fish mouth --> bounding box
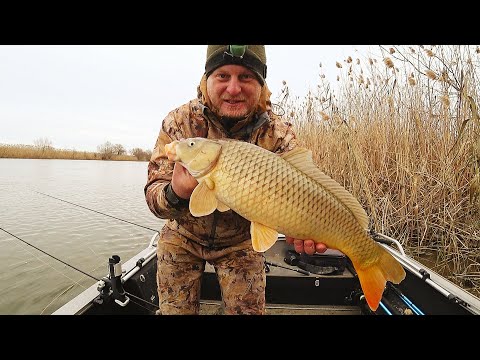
[164,142,179,161]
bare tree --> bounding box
[131,147,152,161]
[112,144,126,155]
[97,141,115,160]
[33,137,53,152]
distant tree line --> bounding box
[97,141,152,161]
[3,137,154,161]
[96,141,126,160]
[130,147,152,161]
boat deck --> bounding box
[199,301,361,315]
[201,239,361,311]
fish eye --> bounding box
[188,141,195,147]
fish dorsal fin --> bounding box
[281,147,369,229]
[251,222,278,252]
[189,180,217,217]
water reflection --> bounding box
[0,158,164,314]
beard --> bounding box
[215,103,250,119]
[210,104,253,130]
[219,116,245,131]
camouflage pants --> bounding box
[156,227,266,315]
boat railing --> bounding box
[121,231,159,283]
[375,232,480,315]
[374,232,406,256]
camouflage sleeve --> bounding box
[270,113,298,155]
[144,111,190,220]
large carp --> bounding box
[164,137,406,311]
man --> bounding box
[145,45,326,315]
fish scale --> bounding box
[214,141,388,263]
[213,140,357,248]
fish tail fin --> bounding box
[355,249,406,311]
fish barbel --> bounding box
[164,137,406,311]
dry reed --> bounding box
[0,144,139,161]
[276,45,480,297]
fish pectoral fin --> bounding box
[189,181,217,217]
[204,177,215,190]
[216,201,230,212]
[251,222,278,252]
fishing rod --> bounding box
[32,191,163,311]
[265,261,310,275]
[0,227,100,281]
[387,283,424,315]
[1,227,160,312]
[34,191,159,233]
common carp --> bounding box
[164,137,406,311]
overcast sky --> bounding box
[0,45,381,152]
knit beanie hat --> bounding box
[205,45,267,86]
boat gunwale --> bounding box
[52,232,480,315]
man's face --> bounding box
[206,64,262,119]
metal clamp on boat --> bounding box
[108,255,130,306]
[94,255,130,307]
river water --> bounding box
[0,158,165,314]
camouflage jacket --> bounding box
[144,98,297,248]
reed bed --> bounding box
[0,144,137,161]
[278,45,480,297]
